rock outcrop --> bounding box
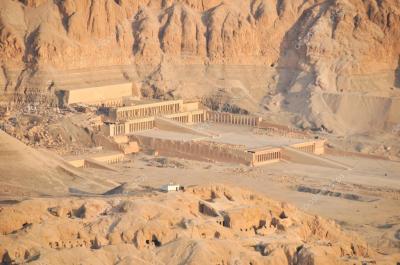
[1,184,398,265]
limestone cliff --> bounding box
[0,0,399,132]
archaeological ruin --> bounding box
[57,83,332,168]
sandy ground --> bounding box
[80,152,400,255]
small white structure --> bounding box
[161,183,181,192]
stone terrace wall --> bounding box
[62,83,133,105]
[135,135,254,165]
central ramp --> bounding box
[155,117,216,137]
[282,146,350,170]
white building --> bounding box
[161,183,181,192]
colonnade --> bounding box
[293,143,315,153]
[101,155,124,164]
[114,101,182,121]
[113,124,125,136]
[110,119,155,136]
[127,120,155,133]
[192,113,205,123]
[207,111,260,127]
[254,151,281,164]
[166,111,206,124]
[88,154,125,165]
[172,115,189,123]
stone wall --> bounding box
[61,83,133,105]
[135,135,254,165]
[67,152,125,168]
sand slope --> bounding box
[0,130,113,197]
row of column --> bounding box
[192,113,205,123]
[209,113,257,126]
[256,151,281,163]
[296,144,315,153]
[128,120,155,133]
[118,103,181,120]
[174,115,189,123]
[114,124,125,135]
[105,156,124,164]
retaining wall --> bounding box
[62,83,132,105]
[136,135,254,165]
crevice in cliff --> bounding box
[220,12,232,58]
[23,26,40,68]
[53,0,71,32]
[1,65,10,92]
[276,0,285,17]
[131,9,144,55]
[158,6,175,52]
[395,55,400,88]
[202,3,223,58]
[87,0,96,33]
[250,0,265,20]
[180,9,185,53]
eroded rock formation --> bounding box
[1,184,397,265]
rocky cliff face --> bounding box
[0,0,400,131]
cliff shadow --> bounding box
[395,55,400,88]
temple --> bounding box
[58,84,332,168]
[96,98,327,167]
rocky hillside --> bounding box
[1,184,398,264]
[0,0,399,132]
